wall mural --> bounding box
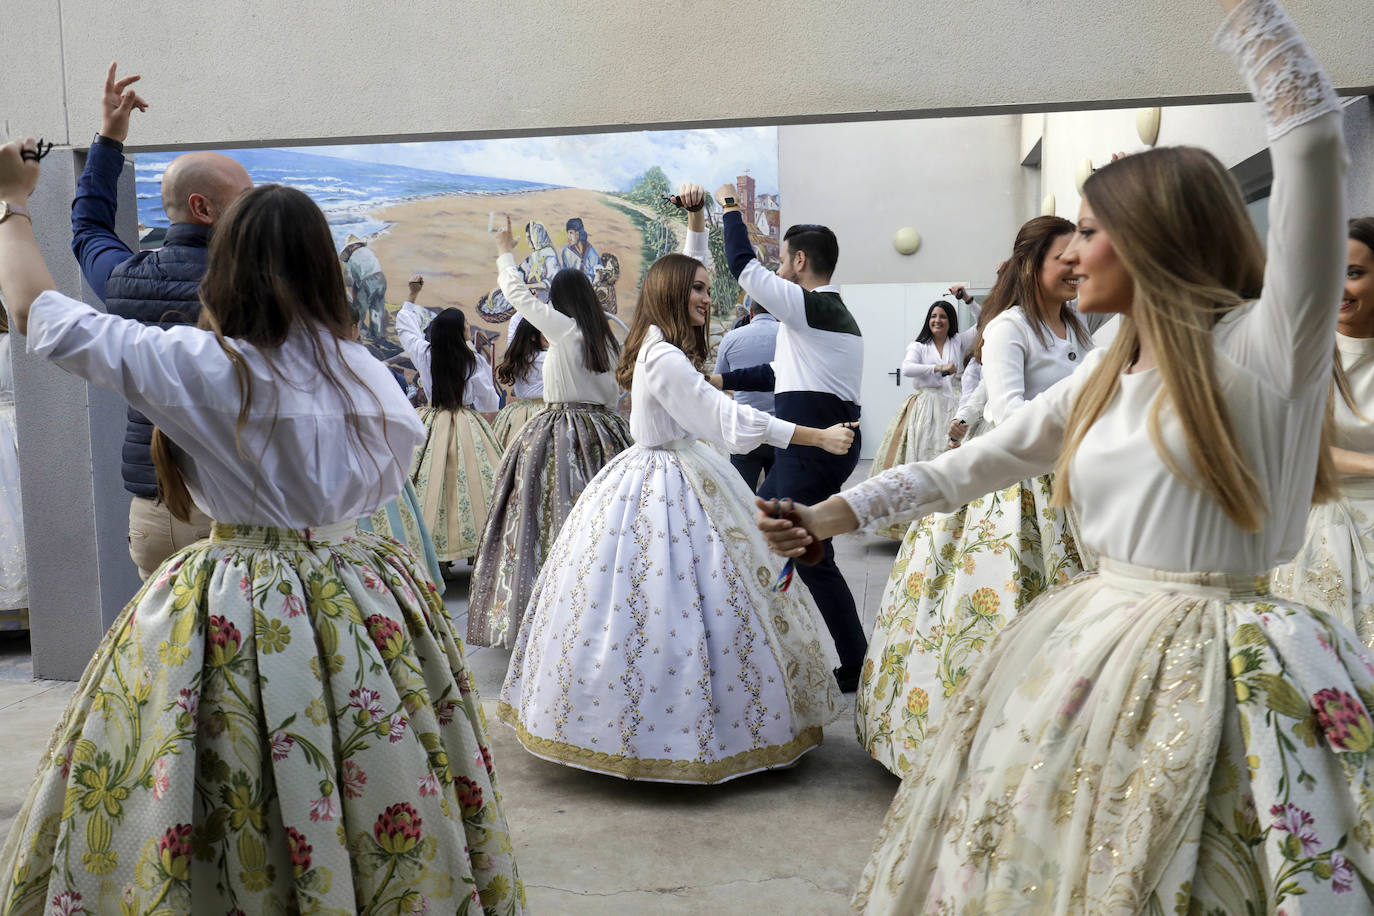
[136,129,781,404]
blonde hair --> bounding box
[1051,146,1338,531]
[615,253,708,391]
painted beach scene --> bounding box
[135,128,781,404]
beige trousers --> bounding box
[127,496,213,581]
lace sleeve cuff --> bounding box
[1214,0,1340,142]
[837,463,942,535]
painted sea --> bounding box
[135,147,556,248]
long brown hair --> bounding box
[968,216,1084,363]
[549,268,619,374]
[497,317,545,388]
[153,184,386,521]
[615,253,708,391]
[1051,146,1337,531]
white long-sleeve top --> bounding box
[980,306,1096,425]
[631,325,795,452]
[840,0,1346,575]
[1336,333,1374,457]
[955,361,987,426]
[26,291,425,527]
[512,350,546,400]
[901,312,980,396]
[394,302,500,412]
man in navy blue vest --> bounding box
[711,183,867,692]
[70,63,253,579]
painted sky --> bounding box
[310,127,779,196]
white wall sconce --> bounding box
[893,227,921,255]
[1041,194,1056,217]
[1075,157,1094,192]
[1136,107,1162,147]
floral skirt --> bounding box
[868,388,958,539]
[410,407,502,563]
[467,403,632,649]
[357,479,445,595]
[856,558,1374,914]
[499,440,841,784]
[0,402,26,617]
[1272,481,1374,648]
[856,473,1089,775]
[492,399,545,452]
[0,522,524,916]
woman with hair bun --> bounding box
[761,0,1367,908]
[499,199,854,783]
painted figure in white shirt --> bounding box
[467,211,634,650]
[0,178,524,912]
[853,215,1096,774]
[868,293,982,538]
[1273,217,1374,642]
[396,278,503,565]
[763,3,1368,908]
[492,316,548,448]
[499,216,855,783]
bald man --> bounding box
[70,63,253,579]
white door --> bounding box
[843,283,957,460]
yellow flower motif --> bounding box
[904,572,926,601]
[81,848,118,875]
[905,687,930,718]
[156,640,190,667]
[483,874,512,905]
[962,556,976,574]
[256,615,292,654]
[305,698,329,726]
[969,588,1000,618]
[225,779,266,832]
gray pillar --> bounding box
[12,147,143,680]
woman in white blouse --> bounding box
[765,1,1368,909]
[867,292,981,533]
[499,234,856,783]
[465,210,638,649]
[853,215,1095,775]
[1273,216,1374,644]
[0,179,524,911]
[396,277,503,566]
[491,316,547,448]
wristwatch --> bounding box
[92,133,125,153]
[0,200,31,225]
[722,196,737,208]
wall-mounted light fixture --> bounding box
[1075,157,1094,192]
[893,227,921,255]
[1041,194,1056,217]
[1136,107,1162,147]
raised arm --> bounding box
[70,63,148,301]
[1214,0,1346,392]
[394,299,432,394]
[672,182,711,263]
[0,140,51,333]
[712,185,808,327]
[495,220,577,341]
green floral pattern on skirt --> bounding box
[857,473,1087,775]
[856,560,1374,913]
[0,522,524,916]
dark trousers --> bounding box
[758,392,867,671]
[730,444,775,492]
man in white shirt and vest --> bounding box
[711,184,866,692]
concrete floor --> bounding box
[0,465,906,914]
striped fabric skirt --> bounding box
[410,407,502,563]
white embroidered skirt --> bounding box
[1271,479,1374,647]
[499,440,841,784]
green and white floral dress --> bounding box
[848,7,1369,909]
[2,291,524,915]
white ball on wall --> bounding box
[893,227,922,256]
[1041,194,1056,216]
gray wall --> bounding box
[12,151,143,679]
[778,116,1030,289]
[4,1,1372,150]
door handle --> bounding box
[887,368,902,387]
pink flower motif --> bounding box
[239,575,252,597]
[175,687,199,719]
[417,771,441,796]
[436,700,457,726]
[387,713,408,744]
[1312,688,1374,753]
[348,687,385,723]
[308,794,340,822]
[1331,851,1354,894]
[58,739,77,780]
[49,890,85,915]
[407,895,430,916]
[270,731,294,762]
[283,593,306,618]
[1270,803,1321,857]
[152,757,170,801]
[341,760,368,799]
[362,570,382,591]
